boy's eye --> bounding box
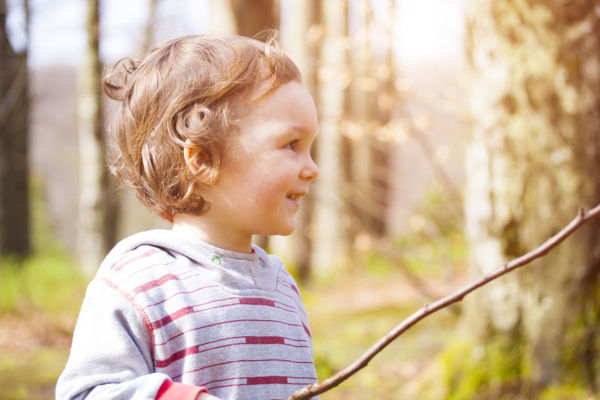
[285,140,299,151]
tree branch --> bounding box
[288,204,600,400]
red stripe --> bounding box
[156,345,201,368]
[152,307,195,329]
[120,261,176,284]
[156,336,308,368]
[112,249,158,271]
[247,376,288,385]
[155,319,303,346]
[275,289,306,316]
[152,297,297,329]
[201,375,315,390]
[239,297,275,307]
[245,336,285,345]
[130,270,204,296]
[302,321,311,338]
[174,358,314,380]
[133,274,181,295]
[288,283,300,296]
[145,285,220,308]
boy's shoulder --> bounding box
[95,230,189,294]
[98,230,176,272]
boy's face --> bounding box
[204,81,319,246]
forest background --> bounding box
[1,0,599,399]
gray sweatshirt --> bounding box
[56,229,318,400]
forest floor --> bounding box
[0,266,466,400]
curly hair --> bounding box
[102,33,302,221]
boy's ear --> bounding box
[183,139,204,176]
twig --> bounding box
[287,204,600,400]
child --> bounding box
[56,33,320,400]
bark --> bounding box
[78,0,111,274]
[463,0,600,391]
[0,0,30,257]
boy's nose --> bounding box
[301,156,319,181]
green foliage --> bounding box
[539,385,592,400]
[437,336,526,400]
[0,175,88,315]
[391,188,466,276]
[364,250,395,276]
[0,348,68,400]
[0,250,87,314]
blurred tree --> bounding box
[229,0,279,37]
[344,0,374,241]
[276,0,320,283]
[463,0,600,395]
[0,0,30,257]
[312,0,348,270]
[368,0,394,237]
[141,0,159,52]
[78,0,112,274]
[342,0,395,256]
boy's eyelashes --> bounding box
[284,140,300,151]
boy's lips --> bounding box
[286,191,307,202]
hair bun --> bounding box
[102,57,139,101]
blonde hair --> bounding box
[102,33,302,221]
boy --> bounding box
[56,34,320,400]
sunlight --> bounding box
[395,0,464,63]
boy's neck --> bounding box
[171,213,254,254]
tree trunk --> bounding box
[463,0,600,393]
[344,0,373,243]
[78,0,110,274]
[141,0,159,52]
[369,0,394,237]
[229,0,279,37]
[311,0,348,271]
[0,0,30,257]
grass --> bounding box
[0,247,88,400]
[303,270,460,400]
[0,251,87,314]
[0,176,89,400]
[0,348,69,400]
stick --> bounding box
[287,204,600,400]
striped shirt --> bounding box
[56,230,318,400]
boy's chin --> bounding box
[262,224,296,237]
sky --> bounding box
[5,0,464,67]
[6,0,211,66]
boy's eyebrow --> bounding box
[286,124,317,135]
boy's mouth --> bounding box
[286,192,306,201]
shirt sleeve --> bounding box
[55,278,206,400]
[156,380,207,400]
